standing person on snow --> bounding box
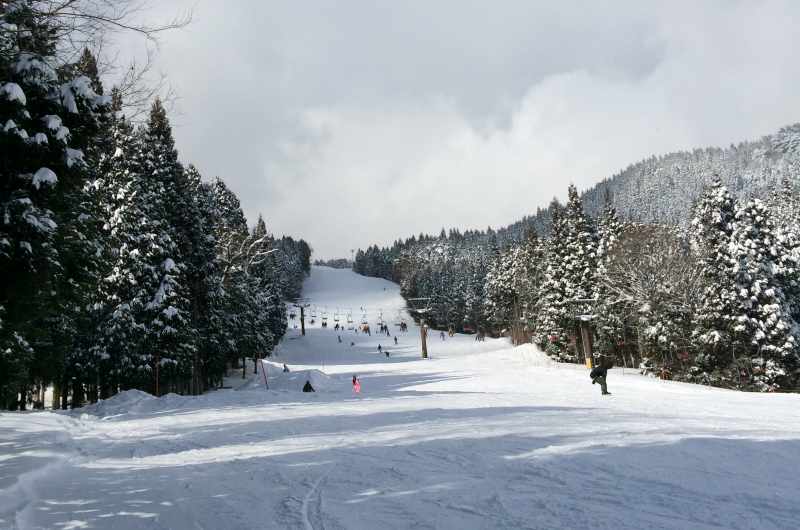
[394,336,398,345]
[590,358,613,395]
[377,344,382,354]
[352,375,361,394]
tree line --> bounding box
[0,3,310,410]
[354,180,800,392]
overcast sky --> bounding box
[118,1,800,259]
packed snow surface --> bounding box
[2,266,800,529]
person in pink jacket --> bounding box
[352,375,361,394]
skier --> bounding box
[440,330,445,341]
[352,375,361,394]
[338,335,342,343]
[385,349,390,358]
[590,358,613,395]
[303,380,315,392]
[283,363,290,373]
[394,336,398,345]
[377,344,382,354]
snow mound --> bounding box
[514,343,554,366]
[78,389,156,417]
[263,361,339,392]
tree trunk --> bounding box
[52,383,61,410]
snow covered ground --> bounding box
[2,266,800,529]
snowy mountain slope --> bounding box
[501,123,800,241]
[1,266,800,529]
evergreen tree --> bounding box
[729,199,798,390]
[691,176,740,372]
[594,200,625,355]
[0,4,108,408]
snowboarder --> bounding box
[394,336,398,345]
[283,363,290,373]
[590,359,613,395]
[352,375,361,394]
[303,380,315,392]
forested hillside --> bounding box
[0,2,310,410]
[504,123,800,239]
[353,125,800,392]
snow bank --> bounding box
[514,343,554,366]
[78,389,156,417]
[77,389,199,418]
[263,361,340,392]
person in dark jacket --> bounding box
[590,359,613,395]
[303,380,315,392]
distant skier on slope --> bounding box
[283,363,290,373]
[590,358,613,395]
[303,380,315,392]
[352,375,361,394]
[377,344,382,354]
[394,336,398,345]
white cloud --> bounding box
[115,0,800,258]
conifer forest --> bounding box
[0,2,310,410]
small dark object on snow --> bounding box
[385,350,390,358]
[378,344,382,353]
[283,363,290,372]
[302,380,315,392]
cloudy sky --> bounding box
[119,1,800,259]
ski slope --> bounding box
[2,266,800,529]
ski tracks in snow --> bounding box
[301,464,336,530]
